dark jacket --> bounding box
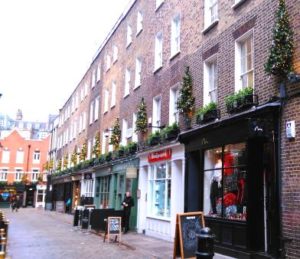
[122,196,134,211]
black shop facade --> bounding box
[179,103,281,259]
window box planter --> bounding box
[127,142,137,154]
[197,109,220,124]
[147,131,161,146]
[162,123,180,141]
[225,87,258,114]
[196,102,220,125]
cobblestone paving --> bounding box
[4,208,173,259]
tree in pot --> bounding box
[177,66,195,129]
[135,97,148,143]
[110,118,122,150]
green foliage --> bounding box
[225,87,253,107]
[92,131,101,157]
[56,159,62,171]
[147,131,161,145]
[63,154,68,169]
[196,102,217,116]
[71,148,78,166]
[110,118,121,149]
[264,0,294,79]
[177,66,195,116]
[80,141,87,161]
[135,97,148,134]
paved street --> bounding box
[4,208,173,259]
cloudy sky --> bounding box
[0,0,131,122]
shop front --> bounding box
[137,143,185,241]
[94,157,139,231]
[179,103,281,258]
[35,184,46,208]
[52,175,72,213]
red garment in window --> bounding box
[237,178,245,204]
[223,192,237,207]
[224,153,234,176]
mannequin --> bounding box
[210,157,222,214]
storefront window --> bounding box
[99,176,110,209]
[148,162,171,218]
[203,143,247,221]
[37,190,44,202]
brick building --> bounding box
[49,0,300,258]
[0,112,50,208]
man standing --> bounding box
[122,191,134,233]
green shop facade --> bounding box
[93,157,139,230]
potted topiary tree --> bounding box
[110,118,122,150]
[196,102,220,124]
[135,98,148,143]
[177,66,195,129]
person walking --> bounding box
[15,196,21,212]
[10,196,16,212]
[122,191,134,234]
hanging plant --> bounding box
[110,118,122,149]
[177,66,195,128]
[264,0,294,79]
[80,141,87,161]
[92,131,101,157]
[56,159,62,171]
[135,97,148,134]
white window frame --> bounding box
[89,101,94,125]
[121,119,128,146]
[169,86,179,125]
[15,168,23,182]
[33,151,40,164]
[96,63,101,82]
[204,0,218,29]
[132,113,138,142]
[136,11,143,35]
[32,169,39,182]
[171,14,181,57]
[235,31,254,92]
[203,56,218,106]
[147,162,172,219]
[135,58,142,88]
[1,150,9,163]
[154,32,163,71]
[124,69,130,97]
[92,69,96,88]
[94,96,100,121]
[156,0,164,9]
[152,96,162,133]
[87,139,92,159]
[106,55,111,71]
[127,25,132,47]
[101,132,107,154]
[104,89,109,113]
[16,150,24,164]
[111,81,116,108]
[0,168,8,181]
[113,45,118,63]
[84,82,89,97]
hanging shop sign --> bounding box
[126,167,137,179]
[148,148,172,163]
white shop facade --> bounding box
[136,142,185,241]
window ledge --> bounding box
[103,111,108,115]
[134,84,141,91]
[136,29,143,37]
[110,104,116,110]
[153,65,163,74]
[123,93,130,99]
[106,67,111,73]
[232,0,248,10]
[170,51,180,61]
[155,1,164,12]
[146,215,171,222]
[113,59,118,64]
[126,42,132,49]
[202,19,219,35]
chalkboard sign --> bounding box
[173,212,205,259]
[104,217,122,243]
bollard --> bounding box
[195,227,215,259]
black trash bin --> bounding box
[195,227,215,259]
[73,209,80,227]
[81,209,90,229]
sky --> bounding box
[0,0,131,122]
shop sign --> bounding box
[126,167,137,178]
[148,149,172,163]
[72,175,82,181]
[84,173,92,180]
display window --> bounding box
[203,143,247,221]
[98,176,110,209]
[148,162,171,218]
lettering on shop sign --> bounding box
[148,149,172,163]
[173,212,205,259]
